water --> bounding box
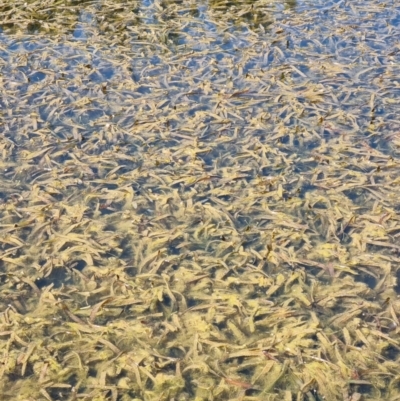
[0,0,400,400]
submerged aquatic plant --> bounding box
[0,0,400,399]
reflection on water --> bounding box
[0,0,400,400]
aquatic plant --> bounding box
[0,0,400,399]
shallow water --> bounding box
[1,0,400,400]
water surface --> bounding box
[0,0,400,399]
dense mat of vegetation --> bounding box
[1,0,400,399]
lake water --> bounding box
[1,0,400,400]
